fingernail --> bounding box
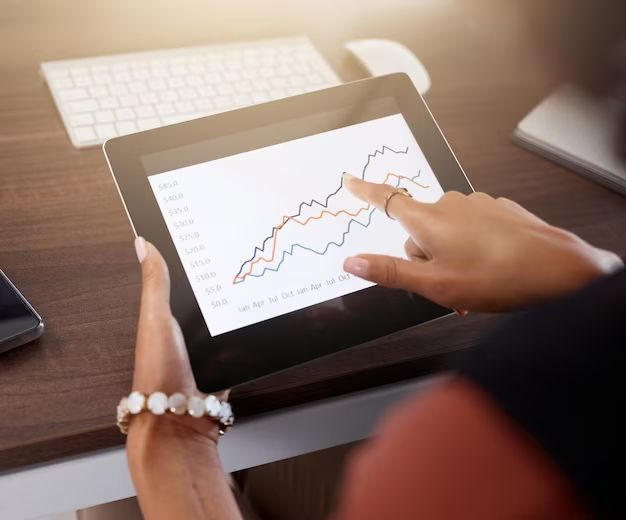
[344,256,370,276]
[342,172,357,180]
[134,236,148,263]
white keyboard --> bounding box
[41,36,340,148]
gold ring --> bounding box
[383,187,413,219]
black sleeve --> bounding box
[459,268,626,519]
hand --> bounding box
[342,174,623,312]
[126,237,241,520]
[129,237,227,443]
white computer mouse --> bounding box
[345,39,431,95]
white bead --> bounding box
[187,396,205,417]
[116,397,128,422]
[127,391,145,414]
[205,395,221,418]
[219,402,233,423]
[147,392,168,415]
[168,393,187,415]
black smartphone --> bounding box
[0,269,44,354]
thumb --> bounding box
[135,237,171,319]
[343,254,436,295]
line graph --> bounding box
[148,113,445,336]
[231,145,410,280]
[233,171,429,283]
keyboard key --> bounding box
[95,110,115,123]
[48,68,69,78]
[67,99,98,113]
[167,77,185,89]
[137,118,161,130]
[178,88,197,101]
[197,85,215,97]
[271,77,289,88]
[89,85,109,98]
[254,79,270,90]
[307,73,323,85]
[98,97,119,109]
[150,79,167,91]
[136,105,156,117]
[175,100,194,113]
[251,92,270,103]
[204,72,222,84]
[93,73,113,85]
[74,76,92,87]
[188,66,204,76]
[235,81,252,93]
[110,84,129,96]
[132,69,150,81]
[293,63,310,75]
[58,88,88,101]
[115,108,136,121]
[53,77,74,89]
[156,103,175,116]
[73,126,96,144]
[260,67,275,78]
[205,61,223,73]
[194,98,214,111]
[216,84,235,95]
[69,113,94,126]
[213,96,233,108]
[116,121,138,135]
[129,81,148,94]
[139,92,159,104]
[242,69,259,80]
[226,58,243,70]
[269,88,286,98]
[223,70,240,82]
[170,65,187,76]
[151,67,168,78]
[95,124,117,139]
[120,95,139,107]
[70,67,89,76]
[159,90,179,102]
[234,94,252,105]
[113,70,132,82]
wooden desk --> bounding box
[1,0,625,471]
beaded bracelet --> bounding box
[117,391,234,435]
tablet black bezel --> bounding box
[104,73,473,392]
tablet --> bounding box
[104,73,473,392]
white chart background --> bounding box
[149,114,444,335]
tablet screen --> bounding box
[147,113,444,336]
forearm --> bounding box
[127,414,242,520]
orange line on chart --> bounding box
[232,173,429,283]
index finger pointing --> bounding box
[342,172,432,224]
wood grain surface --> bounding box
[1,0,625,471]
